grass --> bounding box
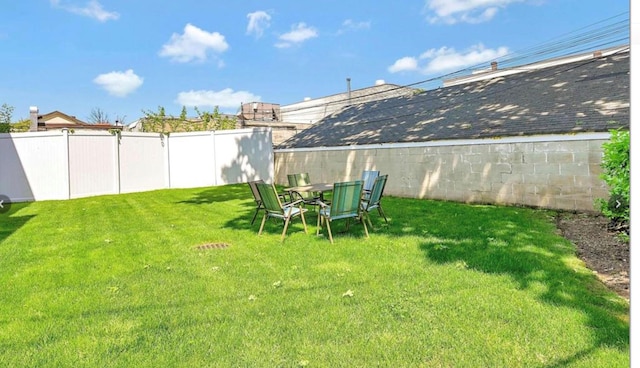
[0,184,629,367]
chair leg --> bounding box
[362,216,369,238]
[258,213,268,235]
[299,211,308,234]
[364,211,373,228]
[378,206,388,223]
[317,213,321,236]
[281,216,292,242]
[251,207,260,225]
[326,220,334,244]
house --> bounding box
[277,46,629,149]
[273,46,630,212]
[29,107,122,132]
[279,81,417,125]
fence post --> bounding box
[211,130,218,186]
[162,133,171,188]
[62,128,71,200]
[114,131,121,194]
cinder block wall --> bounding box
[274,133,609,212]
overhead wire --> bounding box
[278,11,629,116]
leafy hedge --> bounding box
[596,129,630,227]
[0,119,31,133]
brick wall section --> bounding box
[274,133,609,212]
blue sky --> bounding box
[0,0,630,124]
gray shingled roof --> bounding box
[277,50,629,149]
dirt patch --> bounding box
[556,212,629,300]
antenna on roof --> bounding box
[346,77,352,105]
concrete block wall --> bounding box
[274,133,610,212]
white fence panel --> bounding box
[214,128,273,184]
[119,133,166,193]
[0,128,273,203]
[0,132,69,202]
[168,132,216,188]
[68,131,119,198]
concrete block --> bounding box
[489,144,512,153]
[560,163,589,176]
[501,172,524,184]
[554,197,578,211]
[522,173,549,185]
[470,144,491,154]
[547,152,574,164]
[534,163,559,175]
[524,152,547,164]
[512,142,534,153]
[548,175,574,187]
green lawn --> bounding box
[0,184,629,367]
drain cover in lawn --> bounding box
[195,243,230,250]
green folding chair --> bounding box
[256,182,308,242]
[361,174,389,226]
[287,172,320,210]
[361,170,380,197]
[316,180,368,244]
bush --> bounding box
[596,129,630,228]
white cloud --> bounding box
[275,23,318,48]
[420,44,510,74]
[388,44,509,75]
[176,89,261,110]
[50,0,119,22]
[93,69,143,97]
[387,57,419,73]
[247,11,271,38]
[338,19,371,34]
[424,0,523,24]
[159,24,229,63]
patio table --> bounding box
[284,182,333,203]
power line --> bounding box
[279,12,629,116]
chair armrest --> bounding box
[283,199,305,208]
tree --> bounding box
[0,103,15,133]
[88,107,110,124]
[0,103,14,124]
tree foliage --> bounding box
[140,106,237,133]
[596,128,630,231]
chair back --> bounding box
[256,182,283,214]
[330,180,364,219]
[287,174,298,187]
[361,170,380,192]
[248,180,265,204]
[288,172,312,186]
[366,175,388,209]
[288,173,316,200]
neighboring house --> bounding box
[278,46,629,149]
[273,46,629,212]
[279,82,417,125]
[29,108,121,132]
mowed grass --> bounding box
[0,184,629,367]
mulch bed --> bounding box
[556,212,629,300]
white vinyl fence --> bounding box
[0,128,273,202]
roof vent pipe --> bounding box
[346,77,351,105]
[491,61,498,71]
[593,50,603,59]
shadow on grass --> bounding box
[176,185,629,364]
[0,202,35,245]
[176,184,251,205]
[383,196,628,366]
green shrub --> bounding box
[596,129,630,226]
